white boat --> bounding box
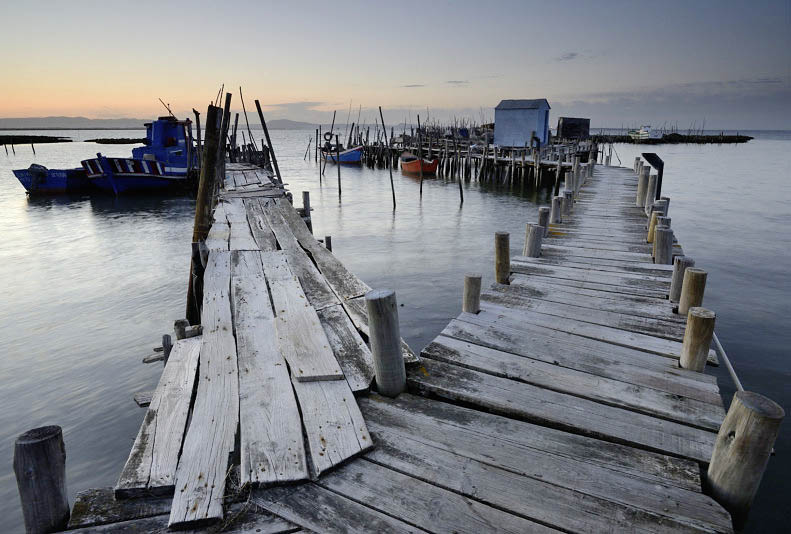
[628,126,662,141]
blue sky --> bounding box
[1,0,789,128]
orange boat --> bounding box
[400,152,439,174]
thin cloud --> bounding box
[446,80,469,86]
[401,84,426,88]
[556,52,579,62]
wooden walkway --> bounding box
[66,163,733,533]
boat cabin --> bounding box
[132,116,196,171]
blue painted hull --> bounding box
[90,175,185,194]
[323,146,363,164]
[82,155,189,195]
[13,167,92,195]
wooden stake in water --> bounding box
[378,106,396,209]
[336,134,341,196]
[254,100,282,184]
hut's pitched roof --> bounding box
[495,99,550,110]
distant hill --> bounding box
[0,116,149,130]
[0,116,318,130]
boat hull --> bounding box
[323,146,363,164]
[82,156,188,194]
[400,157,439,174]
[13,166,92,194]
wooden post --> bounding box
[174,319,189,340]
[563,171,573,193]
[654,226,674,265]
[670,256,695,302]
[335,134,341,196]
[678,268,707,315]
[378,106,396,209]
[647,211,660,243]
[365,289,405,397]
[324,235,332,252]
[538,207,550,237]
[636,167,649,207]
[679,307,715,372]
[495,232,510,284]
[523,224,544,258]
[645,173,658,215]
[550,196,563,224]
[315,128,319,163]
[562,190,573,216]
[462,273,482,313]
[634,157,641,172]
[162,334,173,364]
[191,105,221,243]
[254,100,283,184]
[707,391,784,530]
[14,426,69,533]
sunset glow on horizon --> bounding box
[1,0,789,128]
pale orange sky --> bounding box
[1,0,789,128]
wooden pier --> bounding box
[16,125,783,533]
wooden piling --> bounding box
[324,235,332,252]
[336,134,341,196]
[462,273,482,314]
[550,196,563,224]
[647,211,660,243]
[678,268,707,315]
[174,319,189,340]
[538,207,551,237]
[636,167,649,207]
[654,226,674,265]
[523,224,544,258]
[644,174,658,215]
[14,426,69,534]
[562,190,573,216]
[670,256,695,302]
[494,232,510,284]
[365,289,406,397]
[679,307,716,372]
[707,391,784,529]
[254,100,282,184]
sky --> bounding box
[0,0,789,129]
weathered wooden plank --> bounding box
[205,220,230,252]
[504,277,684,323]
[68,500,300,533]
[511,259,671,287]
[259,251,344,381]
[367,427,729,534]
[243,198,278,251]
[231,250,308,486]
[540,243,653,263]
[132,391,152,407]
[68,488,171,529]
[515,253,674,277]
[408,359,718,462]
[342,296,419,364]
[115,337,201,498]
[360,394,703,492]
[316,304,375,393]
[480,287,686,341]
[260,203,339,311]
[273,199,371,300]
[291,377,372,477]
[317,459,560,533]
[478,302,718,364]
[253,483,422,533]
[511,271,668,298]
[424,335,724,430]
[221,199,260,251]
[169,251,239,528]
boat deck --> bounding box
[66,163,733,533]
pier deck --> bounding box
[66,163,733,533]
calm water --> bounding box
[1,129,788,533]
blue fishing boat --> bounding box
[13,164,93,195]
[322,144,363,164]
[81,116,197,194]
